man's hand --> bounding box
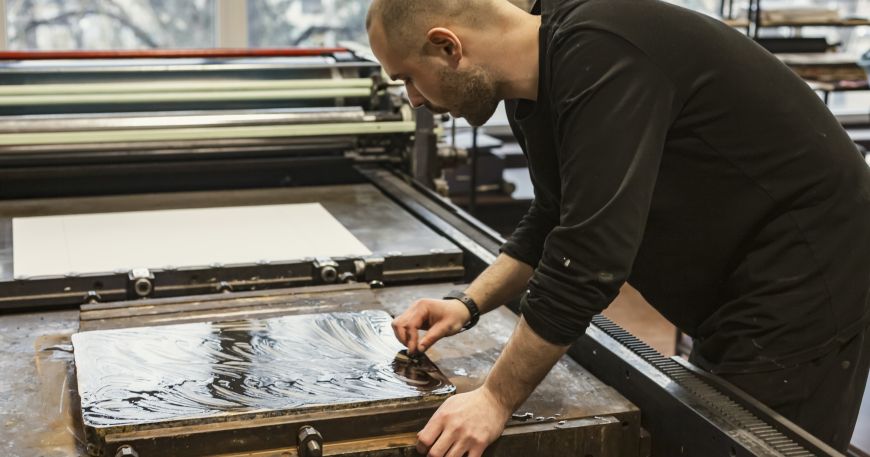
[392,298,470,354]
[391,253,535,354]
[415,386,511,457]
[415,317,570,456]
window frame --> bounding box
[0,0,6,50]
[0,0,249,50]
[216,0,248,48]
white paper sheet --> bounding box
[13,203,372,278]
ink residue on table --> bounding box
[72,310,455,428]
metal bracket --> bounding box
[363,257,385,282]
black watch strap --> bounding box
[443,289,481,331]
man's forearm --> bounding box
[482,316,570,412]
[464,253,534,314]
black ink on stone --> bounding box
[72,310,455,429]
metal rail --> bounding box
[0,57,379,74]
[0,47,349,60]
[0,78,373,96]
[588,315,841,456]
[0,107,369,133]
[0,87,372,107]
[0,121,416,146]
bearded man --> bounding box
[366,0,870,455]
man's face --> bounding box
[368,24,500,127]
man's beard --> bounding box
[429,64,499,127]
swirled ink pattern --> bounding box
[72,310,455,428]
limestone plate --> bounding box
[71,309,455,455]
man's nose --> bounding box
[405,83,426,109]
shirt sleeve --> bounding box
[500,116,560,268]
[521,29,682,345]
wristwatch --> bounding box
[443,289,481,331]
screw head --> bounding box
[133,278,152,297]
[320,266,338,283]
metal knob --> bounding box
[128,268,154,298]
[320,265,338,283]
[133,277,153,297]
[297,425,323,457]
[314,257,339,284]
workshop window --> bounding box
[5,0,217,50]
[247,0,369,47]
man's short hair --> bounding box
[366,0,491,54]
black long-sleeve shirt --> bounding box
[502,0,870,373]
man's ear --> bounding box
[425,27,462,65]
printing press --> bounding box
[0,48,847,457]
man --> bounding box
[366,0,870,455]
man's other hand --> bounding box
[392,298,470,354]
[415,387,510,457]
